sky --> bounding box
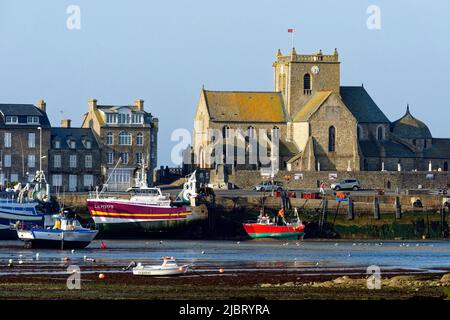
[0,0,449,166]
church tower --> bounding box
[273,48,341,118]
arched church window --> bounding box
[377,126,384,141]
[222,126,230,139]
[303,73,311,94]
[357,125,364,140]
[328,126,336,152]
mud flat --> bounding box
[0,269,449,300]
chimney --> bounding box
[88,98,97,112]
[37,99,46,112]
[61,119,71,128]
[135,99,144,111]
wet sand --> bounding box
[1,240,450,299]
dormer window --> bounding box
[27,116,39,124]
[85,140,92,149]
[67,140,76,149]
[55,140,61,149]
[106,113,117,124]
[5,116,18,124]
[132,113,143,124]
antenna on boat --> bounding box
[99,158,122,196]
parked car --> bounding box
[254,181,283,192]
[330,179,361,191]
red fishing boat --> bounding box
[242,208,305,240]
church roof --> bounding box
[424,138,450,159]
[391,106,432,139]
[340,86,390,123]
[203,90,286,123]
[292,91,332,122]
[359,140,416,158]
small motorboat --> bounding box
[132,257,189,276]
[17,212,98,249]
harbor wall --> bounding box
[226,170,450,190]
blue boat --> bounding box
[0,183,49,239]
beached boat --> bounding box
[242,208,305,240]
[86,167,208,235]
[17,213,98,249]
[132,257,189,276]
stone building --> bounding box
[81,99,158,190]
[0,100,51,186]
[190,47,450,173]
[48,119,101,192]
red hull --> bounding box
[242,223,305,239]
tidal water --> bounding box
[0,240,449,276]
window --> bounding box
[84,175,94,187]
[28,133,36,148]
[412,139,417,146]
[69,175,77,192]
[328,126,336,152]
[4,155,11,167]
[377,126,384,141]
[69,155,77,168]
[54,155,61,168]
[106,132,113,145]
[303,73,311,94]
[4,132,11,148]
[444,161,448,172]
[85,155,92,168]
[132,113,143,124]
[85,140,92,149]
[54,140,61,149]
[118,131,131,145]
[222,126,230,139]
[107,152,114,165]
[424,140,428,149]
[120,153,129,164]
[52,174,62,187]
[28,155,35,168]
[118,113,131,124]
[273,126,280,139]
[106,113,117,124]
[11,173,18,182]
[247,126,255,139]
[5,116,18,124]
[357,125,364,141]
[27,116,39,124]
[136,153,143,164]
[136,132,143,145]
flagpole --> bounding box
[291,31,294,48]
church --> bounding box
[190,47,450,173]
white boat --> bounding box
[17,213,98,249]
[132,257,189,276]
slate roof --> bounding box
[51,127,99,150]
[424,139,450,159]
[391,106,432,139]
[340,86,390,124]
[359,140,416,158]
[203,90,286,123]
[0,104,51,128]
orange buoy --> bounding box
[99,273,106,279]
[219,268,225,273]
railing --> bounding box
[277,53,338,63]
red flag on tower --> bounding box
[287,28,294,33]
